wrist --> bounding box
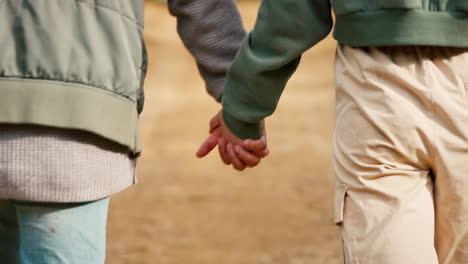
[222,110,262,140]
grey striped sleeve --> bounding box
[168,0,247,102]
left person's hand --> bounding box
[196,111,269,171]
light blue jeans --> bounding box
[0,198,109,264]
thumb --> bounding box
[209,111,222,133]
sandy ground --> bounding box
[106,2,340,263]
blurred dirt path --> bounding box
[106,2,340,263]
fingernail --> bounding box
[235,146,241,154]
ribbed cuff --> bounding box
[335,10,468,47]
[0,78,141,155]
[222,110,262,140]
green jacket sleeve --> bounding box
[221,0,333,139]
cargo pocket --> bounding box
[334,183,352,263]
[334,183,348,225]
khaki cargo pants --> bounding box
[334,44,468,264]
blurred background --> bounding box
[106,1,339,263]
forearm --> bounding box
[221,0,333,139]
[168,0,246,102]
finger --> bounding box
[242,136,269,157]
[196,133,219,158]
[227,143,246,171]
[234,145,260,167]
[209,112,222,133]
[218,137,231,165]
[258,148,270,158]
[218,147,231,165]
[261,121,267,140]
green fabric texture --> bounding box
[222,110,262,140]
[335,10,468,47]
[222,0,468,139]
[0,79,141,155]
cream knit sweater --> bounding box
[0,125,136,202]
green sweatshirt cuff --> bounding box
[222,110,262,140]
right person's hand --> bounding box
[196,110,269,171]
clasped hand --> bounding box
[196,111,269,171]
